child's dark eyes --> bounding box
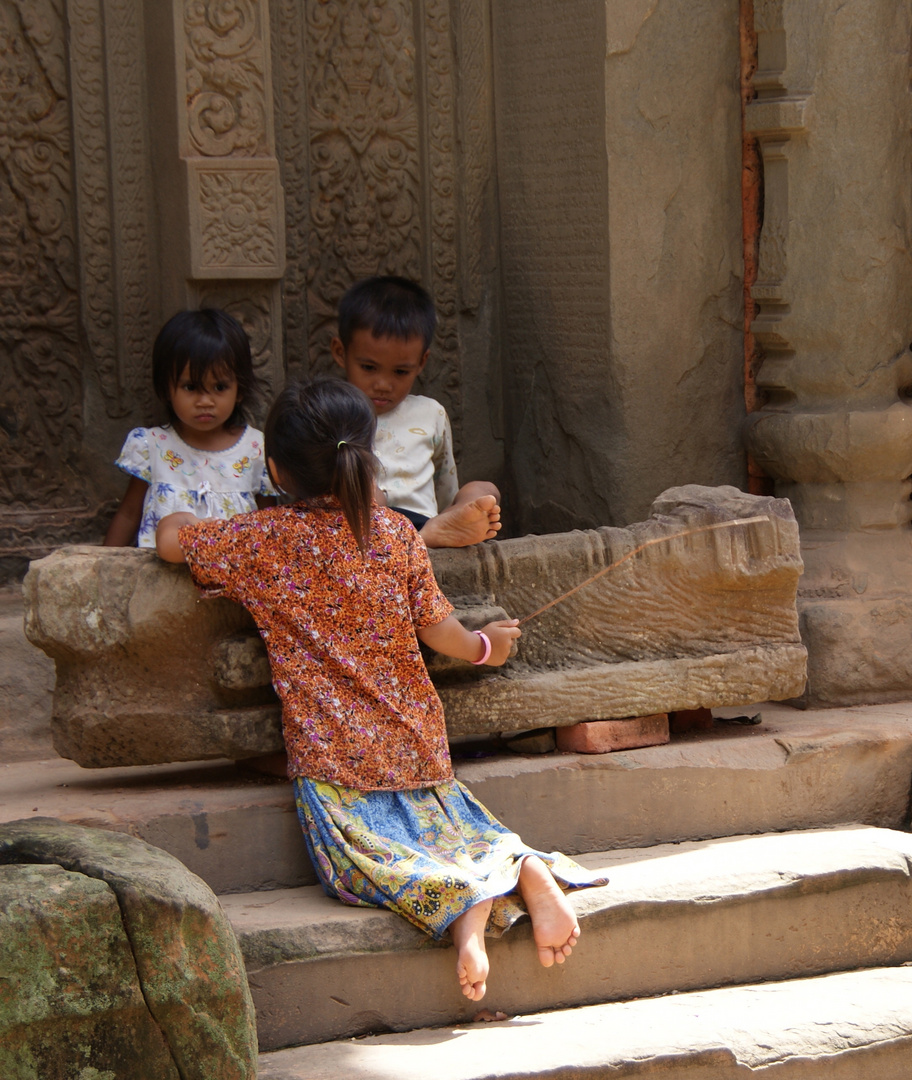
[179,381,231,392]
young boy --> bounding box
[331,276,501,548]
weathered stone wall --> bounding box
[743,0,912,705]
[2,1,748,575]
[492,0,747,533]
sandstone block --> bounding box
[24,485,806,767]
[0,862,180,1079]
[0,819,257,1080]
[556,715,669,754]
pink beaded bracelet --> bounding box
[471,630,492,665]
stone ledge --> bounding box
[227,825,912,1048]
[4,703,912,895]
[258,966,912,1079]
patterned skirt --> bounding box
[293,776,608,940]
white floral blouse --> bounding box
[115,424,276,547]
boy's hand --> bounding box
[478,619,521,666]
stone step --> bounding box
[257,965,912,1079]
[223,824,912,1051]
[3,703,912,896]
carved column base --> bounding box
[747,409,912,707]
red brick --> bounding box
[556,714,670,754]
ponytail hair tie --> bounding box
[337,440,347,449]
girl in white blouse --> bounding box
[103,308,275,547]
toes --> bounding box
[537,945,556,968]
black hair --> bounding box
[152,308,261,427]
[265,377,377,554]
[337,276,437,351]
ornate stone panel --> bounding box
[68,0,155,419]
[179,0,285,287]
[269,0,311,377]
[272,0,498,468]
[101,0,155,414]
[298,0,423,371]
[0,0,89,571]
[187,158,285,278]
[183,0,272,159]
[452,0,491,314]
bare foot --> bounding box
[450,899,492,1000]
[517,856,580,968]
[420,495,501,548]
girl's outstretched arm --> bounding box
[417,616,520,666]
[103,476,148,546]
[155,512,198,563]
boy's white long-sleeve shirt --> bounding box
[374,395,459,519]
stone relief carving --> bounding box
[302,0,422,369]
[454,0,491,314]
[67,0,155,421]
[269,0,311,376]
[190,161,284,275]
[0,0,87,542]
[181,0,284,287]
[68,0,121,415]
[273,0,467,427]
[101,0,154,415]
[420,0,461,419]
[184,0,270,158]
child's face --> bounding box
[331,330,428,416]
[168,363,239,439]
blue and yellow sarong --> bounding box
[293,776,608,939]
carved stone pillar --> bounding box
[143,0,286,409]
[744,0,912,704]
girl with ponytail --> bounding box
[155,376,606,1003]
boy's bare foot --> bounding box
[450,899,492,1001]
[421,495,501,548]
[518,856,580,968]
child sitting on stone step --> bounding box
[332,275,502,547]
[155,376,606,1002]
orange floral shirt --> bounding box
[179,501,454,790]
